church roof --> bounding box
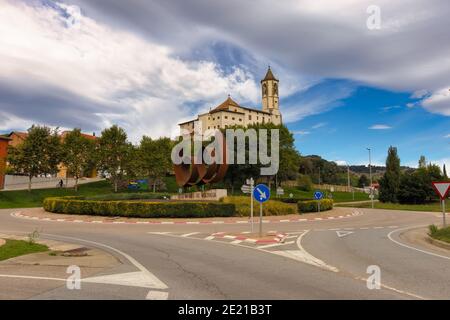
[210,96,240,113]
[261,67,278,82]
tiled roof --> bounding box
[261,67,278,82]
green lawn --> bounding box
[338,199,449,212]
[0,239,48,261]
[429,225,450,243]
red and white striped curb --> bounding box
[11,210,362,225]
[210,232,287,244]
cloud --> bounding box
[312,122,327,129]
[293,130,310,136]
[381,105,401,112]
[421,88,450,116]
[335,160,347,166]
[0,0,260,141]
[369,124,392,130]
[444,134,450,138]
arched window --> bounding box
[262,83,268,96]
[273,83,278,95]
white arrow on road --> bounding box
[257,188,267,200]
[336,230,354,238]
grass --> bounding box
[0,180,178,209]
[429,225,450,243]
[338,199,449,212]
[0,239,48,261]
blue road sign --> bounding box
[253,184,270,203]
[314,190,324,200]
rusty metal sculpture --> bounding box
[173,134,228,187]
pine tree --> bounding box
[444,164,448,179]
[379,146,401,203]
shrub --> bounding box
[428,225,450,243]
[85,193,170,201]
[297,199,333,213]
[428,224,438,236]
[43,196,235,218]
[297,174,313,191]
[221,196,297,216]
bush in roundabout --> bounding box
[297,199,333,214]
[43,195,236,218]
[220,196,297,216]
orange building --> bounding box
[6,131,98,179]
[0,136,11,190]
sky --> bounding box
[0,0,449,168]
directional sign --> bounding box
[314,190,324,200]
[432,181,450,200]
[276,187,284,196]
[253,184,270,203]
[241,184,252,194]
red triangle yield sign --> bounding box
[432,181,450,200]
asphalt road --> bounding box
[0,207,449,300]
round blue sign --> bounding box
[253,184,270,203]
[314,190,324,200]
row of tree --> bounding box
[379,147,448,204]
[8,125,173,192]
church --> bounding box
[179,67,282,135]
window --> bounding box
[217,116,220,119]
[208,126,210,129]
[232,117,235,120]
[212,117,215,120]
[249,115,252,120]
[225,116,228,119]
[239,118,242,122]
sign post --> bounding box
[253,184,270,237]
[244,178,255,232]
[314,190,324,213]
[431,181,450,227]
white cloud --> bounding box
[312,122,327,129]
[421,88,450,116]
[369,124,392,130]
[293,130,310,136]
[444,134,450,138]
[0,0,259,141]
[335,160,347,166]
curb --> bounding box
[427,235,450,250]
[211,232,287,244]
[11,210,362,226]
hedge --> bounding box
[221,196,297,216]
[43,197,235,218]
[297,199,333,213]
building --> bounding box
[179,67,282,135]
[4,130,98,179]
[0,136,11,190]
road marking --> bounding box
[146,290,169,300]
[204,236,215,240]
[181,232,199,237]
[336,231,354,238]
[40,233,169,297]
[354,276,425,300]
[257,241,295,249]
[388,226,450,261]
[272,231,339,272]
[0,274,66,282]
[83,271,167,289]
[230,240,242,245]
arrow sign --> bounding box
[336,230,354,238]
[253,184,270,203]
[432,181,450,200]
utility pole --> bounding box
[318,167,321,186]
[367,147,374,209]
[347,165,351,192]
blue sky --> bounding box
[0,0,449,168]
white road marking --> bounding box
[0,274,66,282]
[40,233,169,297]
[181,232,199,237]
[146,290,169,300]
[388,226,450,261]
[204,236,215,240]
[257,241,295,249]
[336,231,354,238]
[230,240,242,245]
[83,271,167,289]
[272,231,339,272]
[354,276,425,300]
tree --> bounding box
[138,136,173,192]
[297,174,313,191]
[379,146,401,203]
[444,164,448,179]
[61,129,95,191]
[358,174,369,188]
[418,155,427,168]
[7,125,61,191]
[96,125,133,192]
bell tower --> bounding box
[261,66,280,117]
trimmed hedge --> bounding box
[297,199,333,213]
[43,196,235,218]
[221,196,297,216]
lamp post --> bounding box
[367,148,374,208]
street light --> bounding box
[367,147,374,208]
